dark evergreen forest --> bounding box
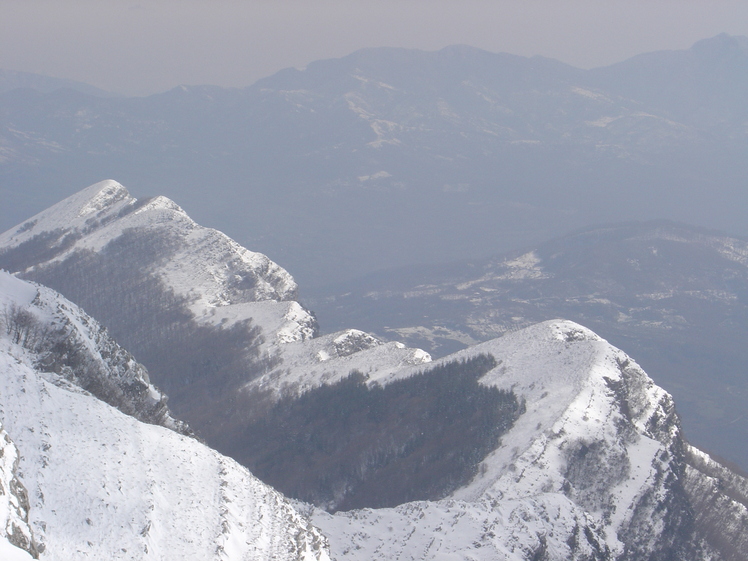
[229,354,523,511]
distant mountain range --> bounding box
[2,34,748,288]
[0,68,116,97]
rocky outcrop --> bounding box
[0,424,37,559]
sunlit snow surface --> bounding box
[247,328,431,397]
[0,272,330,561]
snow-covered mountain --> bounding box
[2,184,748,559]
[0,179,304,324]
[312,321,748,561]
[0,270,331,560]
[0,180,430,452]
[309,221,748,472]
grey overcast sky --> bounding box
[2,0,748,96]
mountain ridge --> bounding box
[0,180,432,457]
[2,183,748,559]
[309,320,748,560]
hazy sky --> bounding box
[2,0,748,96]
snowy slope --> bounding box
[0,272,330,561]
[246,328,431,398]
[311,320,745,560]
[0,271,185,433]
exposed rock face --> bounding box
[683,445,748,561]
[0,424,37,559]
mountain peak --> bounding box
[132,194,187,216]
[0,179,136,249]
[76,179,132,217]
[0,180,301,310]
[691,33,748,56]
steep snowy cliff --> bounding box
[0,271,330,561]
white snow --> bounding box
[343,93,405,148]
[0,180,135,250]
[246,329,431,398]
[77,180,132,217]
[0,273,331,561]
[586,115,622,128]
[0,272,37,306]
[200,300,316,346]
[570,87,612,103]
[312,493,601,561]
[0,540,33,561]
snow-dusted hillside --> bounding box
[0,271,330,561]
[0,180,431,457]
[310,220,748,472]
[0,179,311,342]
[0,267,185,433]
[312,321,748,561]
